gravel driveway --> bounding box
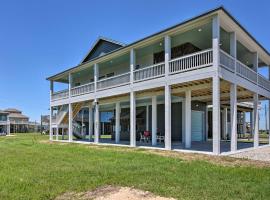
[230,146,270,162]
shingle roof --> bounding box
[4,108,22,113]
[8,112,29,119]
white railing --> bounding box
[219,49,235,72]
[134,62,165,81]
[236,60,257,84]
[51,90,69,101]
[71,82,94,96]
[97,72,130,90]
[258,74,270,91]
[169,49,213,74]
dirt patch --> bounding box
[55,186,175,200]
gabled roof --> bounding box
[80,36,126,64]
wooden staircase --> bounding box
[61,102,84,125]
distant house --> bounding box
[0,108,30,134]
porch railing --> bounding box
[134,62,165,81]
[258,74,270,91]
[71,82,94,96]
[219,49,235,72]
[169,49,213,74]
[51,90,69,101]
[97,72,130,90]
[236,60,257,84]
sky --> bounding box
[0,0,270,128]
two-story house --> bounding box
[47,7,270,155]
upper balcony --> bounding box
[50,18,270,103]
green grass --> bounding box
[0,134,270,200]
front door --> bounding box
[191,111,204,141]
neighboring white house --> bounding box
[47,7,270,155]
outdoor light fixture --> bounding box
[159,42,163,46]
[198,28,202,32]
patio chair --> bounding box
[157,131,165,143]
[143,131,151,143]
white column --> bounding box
[68,73,72,98]
[182,100,186,143]
[151,96,157,146]
[68,103,73,142]
[49,106,53,141]
[164,85,171,150]
[49,80,54,141]
[212,75,220,155]
[230,32,237,73]
[164,35,171,78]
[94,64,99,92]
[230,83,237,152]
[115,102,121,144]
[222,107,228,140]
[7,121,10,136]
[146,105,149,131]
[252,52,258,72]
[212,15,220,71]
[130,91,136,147]
[94,100,99,143]
[89,103,93,141]
[253,93,259,148]
[185,90,191,148]
[130,49,135,84]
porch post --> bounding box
[151,96,157,146]
[253,93,259,148]
[212,75,220,155]
[185,90,191,148]
[212,14,221,155]
[222,107,228,140]
[230,32,237,73]
[68,103,73,142]
[49,106,53,141]
[94,64,99,92]
[89,103,93,141]
[212,15,220,71]
[164,85,171,150]
[130,49,135,84]
[130,91,136,147]
[115,102,121,144]
[49,80,54,141]
[164,35,171,77]
[230,83,237,152]
[146,105,149,131]
[94,100,100,143]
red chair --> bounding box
[144,131,151,143]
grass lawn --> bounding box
[0,133,270,200]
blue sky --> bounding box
[0,0,270,128]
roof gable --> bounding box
[81,37,125,63]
